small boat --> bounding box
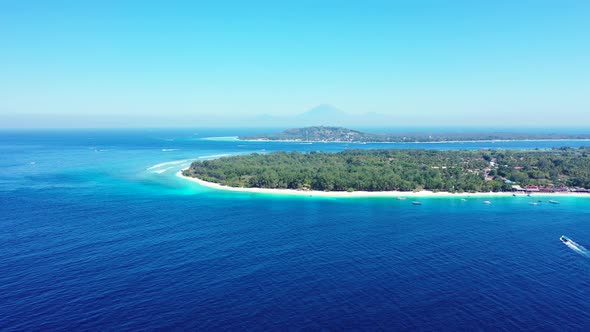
[560,235,571,244]
[397,197,406,200]
[483,200,491,205]
[460,198,467,202]
[529,202,538,205]
[549,200,560,204]
[412,201,422,205]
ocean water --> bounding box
[2,129,590,331]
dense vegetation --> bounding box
[183,148,590,192]
[239,126,590,143]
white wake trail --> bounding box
[564,239,590,257]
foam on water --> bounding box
[146,154,234,174]
[200,136,239,141]
[563,238,590,257]
[152,167,174,174]
[146,159,192,170]
[198,154,231,159]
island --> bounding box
[182,148,590,194]
[238,126,590,143]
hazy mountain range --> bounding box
[0,104,391,128]
[3,104,589,129]
[252,104,392,127]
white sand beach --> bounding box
[177,170,590,198]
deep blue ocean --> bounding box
[2,128,590,331]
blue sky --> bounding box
[1,1,589,127]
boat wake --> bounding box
[561,236,590,257]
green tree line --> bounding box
[182,148,590,192]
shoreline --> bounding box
[199,136,590,144]
[177,170,590,198]
[235,138,590,144]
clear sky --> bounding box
[1,0,589,128]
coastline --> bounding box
[236,138,590,144]
[199,136,590,144]
[177,170,590,198]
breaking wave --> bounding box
[147,154,234,173]
[152,167,174,174]
[199,136,239,141]
[198,154,231,159]
[147,159,192,171]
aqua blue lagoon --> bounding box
[2,129,590,330]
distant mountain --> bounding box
[241,105,392,127]
[297,104,347,121]
[294,105,347,126]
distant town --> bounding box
[239,126,590,143]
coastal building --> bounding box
[511,185,526,192]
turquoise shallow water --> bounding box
[1,129,590,330]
